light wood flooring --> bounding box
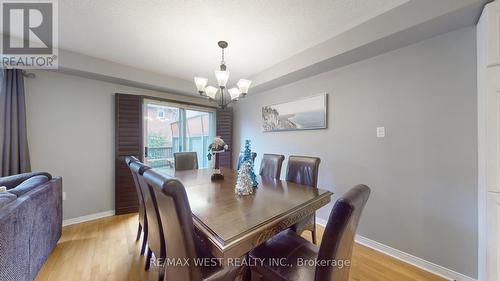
[35,214,447,281]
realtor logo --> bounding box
[1,0,58,69]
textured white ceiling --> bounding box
[58,0,408,86]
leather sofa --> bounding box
[0,172,62,281]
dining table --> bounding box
[155,167,333,262]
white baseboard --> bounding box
[63,210,115,226]
[315,217,476,281]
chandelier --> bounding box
[194,41,252,109]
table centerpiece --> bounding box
[207,136,228,181]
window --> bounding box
[185,109,215,168]
[144,100,215,172]
[157,109,165,119]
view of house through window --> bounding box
[144,100,215,173]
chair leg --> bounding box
[244,253,252,281]
[158,264,165,281]
[140,230,148,255]
[136,223,142,241]
[145,248,152,271]
[311,228,317,245]
[251,270,263,281]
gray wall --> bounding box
[233,27,477,278]
[24,70,210,220]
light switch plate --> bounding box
[376,127,385,138]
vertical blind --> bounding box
[115,93,143,215]
[216,108,233,168]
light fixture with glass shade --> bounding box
[228,87,241,100]
[205,86,218,100]
[194,77,208,92]
[194,41,252,108]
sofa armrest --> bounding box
[27,177,62,280]
[0,172,52,189]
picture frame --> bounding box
[262,93,328,132]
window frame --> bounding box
[143,98,216,167]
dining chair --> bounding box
[174,152,199,171]
[259,154,285,179]
[129,161,166,280]
[286,155,321,244]
[144,169,245,281]
[125,156,148,256]
[249,184,371,281]
[237,152,257,170]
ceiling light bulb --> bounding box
[215,70,230,88]
[194,77,208,93]
[228,87,241,100]
[237,79,252,95]
[205,86,218,99]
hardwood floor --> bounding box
[35,214,446,281]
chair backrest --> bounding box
[174,152,198,171]
[125,156,146,226]
[125,155,139,166]
[144,169,202,281]
[285,155,321,187]
[129,161,165,258]
[259,154,285,179]
[237,152,257,170]
[315,184,371,281]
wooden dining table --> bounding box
[155,167,333,261]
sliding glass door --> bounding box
[185,110,215,168]
[143,99,215,172]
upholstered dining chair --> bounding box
[174,152,199,171]
[237,152,257,170]
[286,155,321,244]
[129,161,166,281]
[259,154,285,179]
[249,184,371,281]
[125,156,148,256]
[144,169,245,281]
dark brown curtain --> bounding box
[0,69,31,177]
